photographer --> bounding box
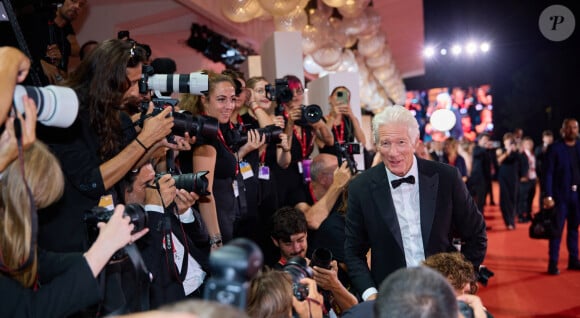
[121,163,209,308]
[247,270,324,318]
[0,47,37,172]
[270,207,357,315]
[38,39,174,253]
[0,141,147,318]
[495,132,521,230]
[318,86,366,158]
[276,75,334,207]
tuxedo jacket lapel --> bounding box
[370,163,404,253]
[418,158,438,250]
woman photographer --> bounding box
[318,86,366,157]
[0,141,148,317]
[182,72,266,247]
[247,270,323,318]
[276,75,333,207]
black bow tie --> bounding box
[391,175,415,189]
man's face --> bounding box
[125,163,155,205]
[377,123,416,177]
[478,136,489,147]
[122,64,143,106]
[562,120,579,141]
[272,232,307,260]
[59,0,86,22]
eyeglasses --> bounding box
[292,88,304,96]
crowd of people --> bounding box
[1,1,579,317]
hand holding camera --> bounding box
[138,103,174,150]
[312,259,341,291]
[456,294,487,318]
[145,173,176,207]
[84,204,149,276]
[0,95,37,172]
[292,277,324,318]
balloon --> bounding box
[430,109,457,131]
[258,0,302,16]
[220,0,262,23]
[303,55,323,75]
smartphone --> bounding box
[336,91,349,105]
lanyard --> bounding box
[333,119,345,144]
[283,110,312,159]
[217,125,239,175]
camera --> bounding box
[310,248,332,270]
[265,78,293,104]
[83,204,147,260]
[139,102,218,140]
[458,300,474,318]
[155,171,211,196]
[227,124,283,149]
[204,238,263,310]
[336,141,360,175]
[13,85,79,128]
[283,256,313,301]
[295,104,323,126]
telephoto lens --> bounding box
[310,248,333,269]
[13,85,79,128]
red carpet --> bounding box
[477,182,580,318]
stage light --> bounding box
[430,109,456,131]
[440,48,447,55]
[466,42,477,55]
[480,42,490,52]
[423,46,435,58]
[451,44,462,55]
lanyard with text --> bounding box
[294,126,313,160]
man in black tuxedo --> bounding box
[344,105,487,301]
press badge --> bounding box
[98,194,114,210]
[239,161,254,180]
[232,180,239,197]
[258,165,270,180]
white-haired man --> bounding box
[344,105,487,301]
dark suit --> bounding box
[543,140,580,263]
[344,158,487,295]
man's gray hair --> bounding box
[372,105,420,145]
[374,266,459,318]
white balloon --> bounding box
[430,109,457,131]
[303,55,323,75]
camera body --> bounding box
[83,204,147,260]
[458,300,474,318]
[335,141,360,175]
[266,78,293,104]
[204,238,263,310]
[283,256,313,301]
[155,171,211,196]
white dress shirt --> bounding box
[362,157,425,301]
[145,205,206,295]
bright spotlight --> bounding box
[466,42,477,54]
[440,48,447,55]
[480,42,490,52]
[423,46,435,58]
[451,44,462,55]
